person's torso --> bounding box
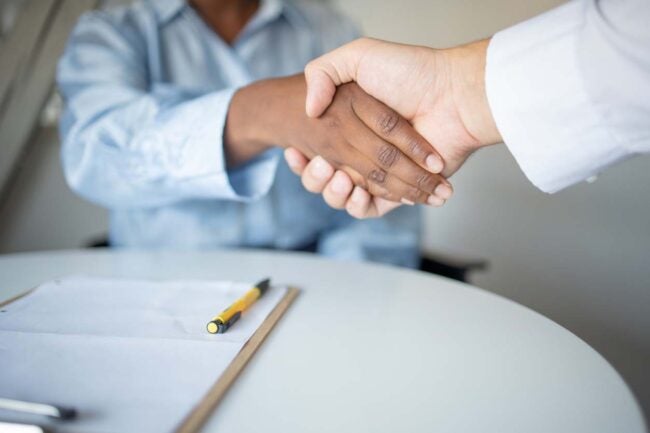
[110,0,353,249]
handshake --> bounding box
[227,38,502,219]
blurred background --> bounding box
[0,0,648,420]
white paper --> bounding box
[0,277,287,433]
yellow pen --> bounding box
[206,278,271,334]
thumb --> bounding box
[304,38,375,118]
[374,198,403,218]
[304,67,337,118]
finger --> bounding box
[337,124,446,204]
[427,195,446,207]
[306,137,437,205]
[346,187,403,219]
[434,183,454,201]
[368,197,403,218]
[284,147,309,175]
[351,91,445,174]
[334,165,404,205]
[304,38,379,118]
[322,170,354,210]
[301,156,335,194]
[341,155,427,204]
[345,186,372,219]
[345,118,448,198]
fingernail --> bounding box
[427,195,445,207]
[434,184,453,200]
[311,157,331,180]
[330,172,349,194]
[426,154,444,173]
[400,198,415,206]
[350,186,364,204]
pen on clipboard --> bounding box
[206,278,270,334]
[0,397,76,420]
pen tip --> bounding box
[257,278,271,295]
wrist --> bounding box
[445,38,502,149]
[225,81,279,167]
[225,75,305,167]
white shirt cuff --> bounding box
[485,0,631,193]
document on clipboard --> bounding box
[0,276,298,433]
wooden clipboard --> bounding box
[0,287,36,308]
[174,286,300,433]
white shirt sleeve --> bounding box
[485,0,650,193]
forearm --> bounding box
[62,89,251,207]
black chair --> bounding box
[419,252,488,283]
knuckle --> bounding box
[377,144,400,168]
[368,168,387,185]
[376,109,400,135]
[407,138,429,161]
[323,115,341,129]
[414,188,428,203]
[415,172,435,191]
[405,186,422,202]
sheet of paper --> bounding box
[0,276,287,433]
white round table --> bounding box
[0,249,645,433]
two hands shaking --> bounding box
[227,37,502,219]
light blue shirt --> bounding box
[57,0,421,267]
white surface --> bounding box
[0,249,645,433]
[0,276,287,433]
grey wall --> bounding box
[333,0,650,418]
[0,126,108,252]
[0,0,648,420]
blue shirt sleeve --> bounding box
[57,11,278,209]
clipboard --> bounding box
[0,280,299,433]
[175,286,299,433]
